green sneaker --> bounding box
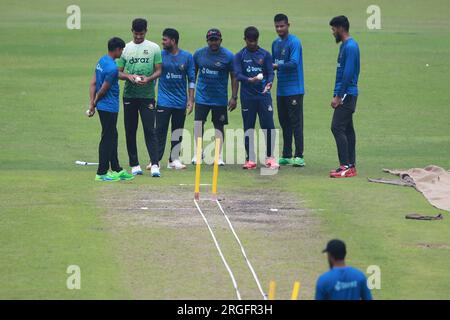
[292,157,305,167]
[278,157,293,166]
[112,169,135,181]
[95,173,120,182]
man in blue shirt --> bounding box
[193,29,238,165]
[315,239,373,300]
[88,37,133,182]
[157,28,195,170]
[329,16,360,178]
[272,14,305,167]
[234,26,279,170]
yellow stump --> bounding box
[212,138,220,197]
[291,281,301,300]
[194,137,202,200]
[268,281,276,300]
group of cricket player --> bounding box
[88,14,360,181]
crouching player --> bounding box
[234,27,279,170]
[88,37,134,182]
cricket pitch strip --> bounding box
[100,184,324,299]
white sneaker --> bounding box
[218,157,225,166]
[131,165,143,175]
[150,164,161,177]
[167,159,186,170]
[192,153,204,165]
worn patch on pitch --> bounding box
[100,185,318,232]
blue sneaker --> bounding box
[131,165,143,176]
[150,164,161,177]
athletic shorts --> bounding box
[194,104,228,126]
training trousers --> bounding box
[97,110,122,175]
[241,96,276,162]
[123,98,159,167]
[331,95,357,166]
[156,106,186,162]
[277,94,304,158]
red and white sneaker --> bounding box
[265,157,280,169]
[330,165,357,178]
[243,160,257,170]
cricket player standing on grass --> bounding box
[117,18,162,177]
[234,27,279,170]
[157,28,195,170]
[329,16,360,178]
[272,14,306,167]
[88,37,134,182]
[315,239,372,300]
[192,29,238,166]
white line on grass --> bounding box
[194,199,242,300]
[215,199,267,300]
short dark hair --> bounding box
[274,13,289,23]
[132,18,147,32]
[244,26,259,40]
[163,28,179,44]
[108,37,125,51]
[329,15,350,32]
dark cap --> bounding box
[206,28,222,40]
[322,239,346,260]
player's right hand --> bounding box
[127,74,137,83]
[88,104,96,117]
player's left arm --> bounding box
[187,54,196,115]
[332,45,358,108]
[88,73,97,116]
[314,277,327,300]
[360,277,373,300]
[89,73,96,106]
[263,52,274,93]
[228,54,239,111]
[93,80,111,106]
[141,46,163,84]
[337,45,357,97]
[277,39,301,71]
[229,72,239,111]
[142,63,162,83]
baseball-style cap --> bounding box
[322,239,347,260]
[206,28,222,40]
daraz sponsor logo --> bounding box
[129,57,150,64]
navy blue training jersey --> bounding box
[233,47,274,100]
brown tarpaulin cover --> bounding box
[383,165,450,212]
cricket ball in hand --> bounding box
[256,73,264,80]
[86,109,92,117]
[135,76,143,82]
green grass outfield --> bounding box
[1,0,450,299]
